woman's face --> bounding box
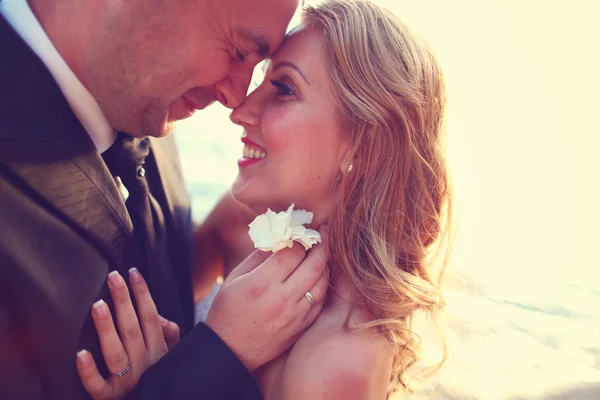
[230,27,349,221]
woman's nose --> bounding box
[230,94,259,127]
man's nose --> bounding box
[214,66,253,109]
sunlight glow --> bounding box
[175,1,600,398]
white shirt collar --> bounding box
[0,0,116,153]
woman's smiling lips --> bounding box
[239,136,267,167]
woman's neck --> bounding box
[325,262,377,327]
[308,202,330,230]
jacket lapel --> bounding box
[150,135,195,330]
[0,14,133,268]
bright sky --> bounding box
[376,0,600,294]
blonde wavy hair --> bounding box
[303,0,453,395]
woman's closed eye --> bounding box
[270,79,295,97]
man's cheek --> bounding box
[194,56,231,86]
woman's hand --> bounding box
[75,268,180,400]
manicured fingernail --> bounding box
[92,300,108,316]
[77,349,88,359]
[129,267,142,283]
[107,270,123,287]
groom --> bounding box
[0,0,326,399]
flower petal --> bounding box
[291,209,314,227]
[291,225,306,236]
[292,227,322,250]
[269,208,293,238]
[272,239,294,252]
[248,204,321,253]
[298,229,321,250]
[248,214,277,249]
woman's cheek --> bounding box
[262,103,304,154]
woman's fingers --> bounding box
[107,271,146,368]
[159,315,180,350]
[128,268,168,360]
[79,269,175,400]
[91,300,131,379]
[76,349,113,399]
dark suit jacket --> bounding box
[0,10,260,400]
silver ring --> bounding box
[304,291,316,307]
[113,363,131,378]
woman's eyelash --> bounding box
[270,79,294,96]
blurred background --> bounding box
[174,1,600,398]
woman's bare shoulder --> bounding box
[278,315,393,400]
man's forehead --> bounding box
[229,0,300,54]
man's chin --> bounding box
[138,116,179,138]
[153,120,179,138]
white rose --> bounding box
[248,204,322,252]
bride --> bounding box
[77,0,452,398]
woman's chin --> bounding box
[231,181,267,213]
[231,176,326,215]
[231,176,250,199]
[231,189,291,215]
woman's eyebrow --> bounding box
[272,61,310,85]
